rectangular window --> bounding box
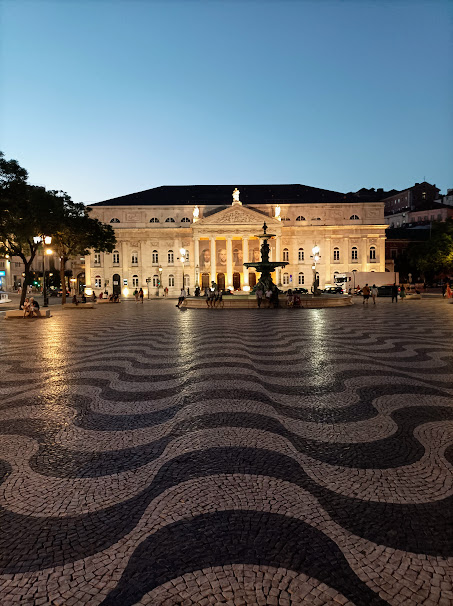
[333,249,340,261]
[113,252,120,264]
[152,252,158,264]
[351,249,358,260]
[94,253,101,265]
[94,277,102,288]
[132,276,139,288]
[298,250,304,261]
[168,252,174,264]
[169,275,175,287]
[131,253,138,265]
[298,274,304,285]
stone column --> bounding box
[194,237,200,286]
[275,235,282,286]
[226,236,233,288]
[242,236,249,287]
[210,236,216,285]
[324,237,331,287]
[85,252,92,288]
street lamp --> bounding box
[179,248,186,292]
[33,235,52,307]
[158,266,163,297]
[311,245,321,296]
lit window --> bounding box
[351,247,358,261]
[131,252,138,265]
[370,246,376,260]
[94,253,101,265]
[298,248,304,261]
[168,250,174,264]
[333,247,340,261]
[150,217,160,223]
[168,274,175,287]
[113,250,120,264]
[132,275,139,288]
[350,214,360,220]
[152,275,159,287]
[184,274,190,287]
[165,218,175,223]
[152,250,159,264]
[283,272,289,285]
[110,218,120,223]
[283,248,289,262]
[296,216,305,221]
[298,272,304,285]
[94,276,101,288]
[181,217,191,223]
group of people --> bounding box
[71,292,97,305]
[285,289,302,308]
[133,288,144,303]
[22,297,40,317]
[204,287,224,308]
[255,286,279,308]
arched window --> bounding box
[168,274,175,287]
[113,250,120,264]
[132,275,139,288]
[298,272,305,285]
[181,217,191,223]
[351,247,358,261]
[298,248,304,262]
[333,247,340,261]
[94,275,101,288]
[165,217,175,223]
[131,251,138,265]
[149,217,160,223]
[296,216,305,221]
[152,250,158,264]
[370,246,376,260]
[168,250,174,264]
[110,218,120,223]
[350,214,360,220]
[152,275,159,287]
[283,272,289,285]
[283,248,289,262]
[184,274,190,287]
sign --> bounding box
[146,278,151,282]
[0,271,5,277]
[123,279,128,285]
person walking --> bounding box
[400,284,406,301]
[446,283,452,299]
[164,286,169,297]
[370,284,378,305]
[139,288,144,303]
[442,283,447,298]
[391,283,398,303]
[265,288,273,308]
[256,287,264,308]
[176,287,186,308]
[134,289,139,303]
[362,284,370,305]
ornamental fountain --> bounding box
[243,222,288,293]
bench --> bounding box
[5,309,51,319]
[63,303,95,309]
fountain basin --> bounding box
[182,294,353,309]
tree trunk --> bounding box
[60,257,67,304]
[20,261,32,309]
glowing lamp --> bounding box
[312,245,320,255]
[243,285,251,292]
[122,287,129,296]
[46,249,53,255]
[44,236,52,245]
[85,287,93,296]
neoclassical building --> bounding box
[86,184,387,296]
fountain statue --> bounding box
[244,222,288,292]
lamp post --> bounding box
[158,266,162,297]
[311,245,321,296]
[179,248,186,292]
[33,235,52,307]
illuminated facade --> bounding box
[87,185,387,296]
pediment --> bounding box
[197,206,280,226]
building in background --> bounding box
[87,184,388,297]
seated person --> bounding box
[286,289,294,307]
[81,294,87,304]
[23,297,31,317]
[29,297,40,317]
[72,295,78,305]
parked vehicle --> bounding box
[334,272,399,293]
[323,286,343,294]
[293,287,308,294]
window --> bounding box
[149,217,160,223]
[312,217,321,221]
[94,276,101,288]
[152,275,159,287]
[391,249,397,259]
[184,274,190,288]
[110,218,120,223]
[350,214,360,220]
[298,248,304,262]
[184,251,189,263]
[132,275,139,288]
[351,247,358,261]
[131,251,138,265]
[152,250,159,264]
[181,217,191,223]
[296,216,305,221]
[283,272,289,285]
[94,253,101,265]
[168,250,174,264]
[283,248,289,262]
[333,247,340,261]
[281,217,290,221]
[168,274,175,287]
[370,246,376,260]
[165,217,175,223]
[298,272,305,285]
[113,250,120,264]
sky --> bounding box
[1,0,452,203]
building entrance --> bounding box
[217,273,225,290]
[249,273,257,288]
[233,272,241,290]
[201,273,210,289]
[112,274,121,296]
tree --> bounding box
[47,193,116,304]
[0,153,59,307]
[407,220,453,280]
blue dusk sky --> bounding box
[1,0,452,203]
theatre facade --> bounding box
[87,184,387,296]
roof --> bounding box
[90,184,369,207]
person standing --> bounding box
[400,285,406,301]
[446,283,452,299]
[370,284,378,305]
[256,287,264,308]
[265,288,273,308]
[442,283,447,298]
[134,289,139,303]
[164,286,169,297]
[362,284,370,305]
[139,288,144,303]
[391,283,398,303]
[176,287,186,308]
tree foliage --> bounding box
[407,220,453,279]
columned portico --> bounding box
[194,237,200,286]
[243,237,249,287]
[226,236,233,289]
[210,237,216,284]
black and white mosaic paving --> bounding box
[1,298,452,605]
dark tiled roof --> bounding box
[91,184,364,207]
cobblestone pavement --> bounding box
[0,298,452,606]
